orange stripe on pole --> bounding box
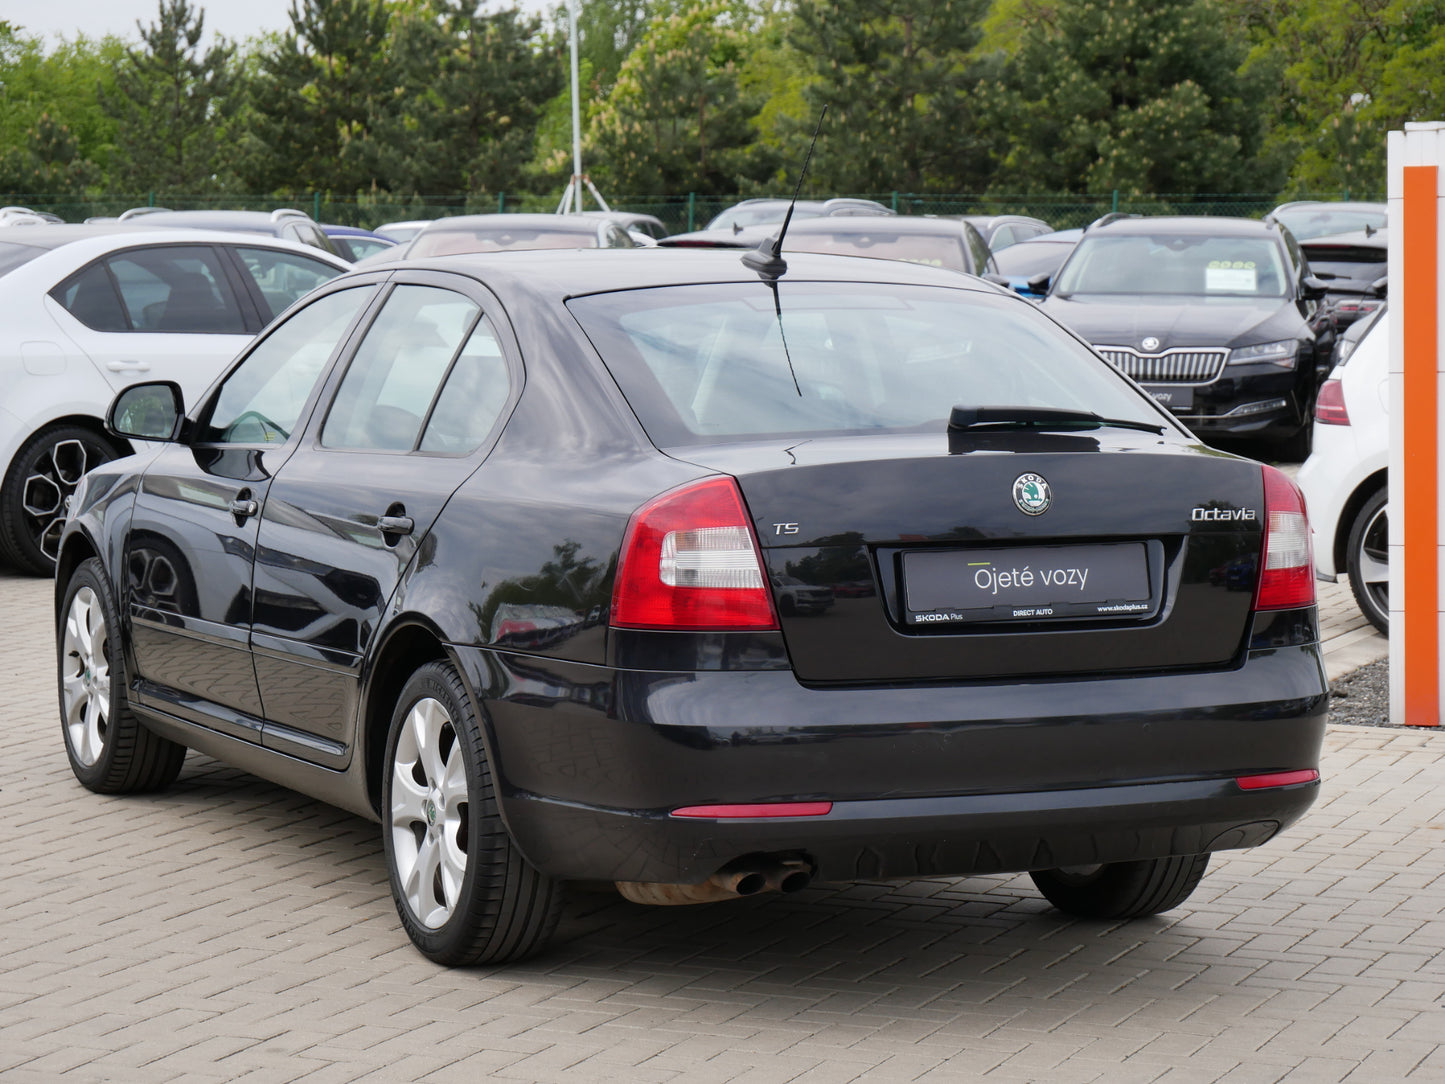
[1402,165,1439,727]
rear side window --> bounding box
[322,285,484,452]
[568,282,1163,447]
[53,246,246,333]
[235,246,347,321]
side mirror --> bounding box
[106,381,186,442]
[1368,274,1388,298]
[1301,276,1329,301]
[1026,271,1052,295]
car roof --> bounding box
[1085,215,1281,239]
[0,222,339,254]
[419,213,600,234]
[129,209,316,230]
[321,223,391,239]
[1299,227,1388,249]
[375,246,994,299]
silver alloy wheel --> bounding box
[61,585,111,767]
[389,696,469,929]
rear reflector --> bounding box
[671,802,833,819]
[1314,379,1350,425]
[1236,769,1319,790]
[1254,465,1315,610]
[612,476,778,631]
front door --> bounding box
[125,285,378,740]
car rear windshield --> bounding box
[1055,234,1290,298]
[410,226,597,257]
[785,230,969,272]
[567,281,1164,447]
[0,240,48,279]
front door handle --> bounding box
[107,360,152,373]
[229,498,259,518]
[378,515,414,536]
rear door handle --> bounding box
[107,360,152,373]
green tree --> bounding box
[234,0,397,194]
[0,25,122,194]
[101,0,238,194]
[0,111,100,196]
[383,1,561,197]
[1233,0,1445,195]
[587,0,768,196]
[981,0,1279,196]
[784,0,993,193]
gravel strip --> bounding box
[1329,658,1399,727]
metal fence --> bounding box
[8,190,1384,236]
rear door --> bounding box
[250,273,518,767]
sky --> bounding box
[9,0,553,47]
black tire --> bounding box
[57,557,187,793]
[1029,854,1210,919]
[1345,487,1389,635]
[2,425,123,575]
[382,660,563,966]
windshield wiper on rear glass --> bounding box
[948,405,1166,435]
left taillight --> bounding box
[1254,464,1315,610]
[611,476,778,631]
[1314,379,1350,425]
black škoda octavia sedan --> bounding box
[55,248,1326,965]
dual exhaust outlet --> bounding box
[617,858,813,906]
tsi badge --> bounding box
[1013,473,1052,516]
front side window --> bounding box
[1054,234,1290,298]
[202,286,375,444]
[569,282,1162,447]
[322,285,482,452]
[235,246,347,321]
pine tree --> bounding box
[101,0,237,194]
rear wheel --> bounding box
[1030,854,1210,919]
[1345,487,1389,635]
[382,660,563,965]
[2,425,123,574]
[58,557,187,793]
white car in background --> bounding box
[1296,308,1389,633]
[0,224,350,574]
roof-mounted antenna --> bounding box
[742,104,828,280]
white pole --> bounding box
[569,0,583,213]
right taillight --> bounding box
[1254,464,1315,610]
[1314,379,1350,425]
[611,476,778,631]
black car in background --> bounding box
[1298,227,1388,335]
[1039,216,1327,456]
[56,248,1326,966]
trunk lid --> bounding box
[669,430,1269,683]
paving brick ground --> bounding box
[1,567,1437,1083]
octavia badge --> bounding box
[1013,473,1051,516]
[1141,336,1161,352]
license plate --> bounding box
[1143,384,1193,411]
[902,543,1155,625]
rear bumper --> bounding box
[457,635,1327,885]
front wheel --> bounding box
[58,557,186,793]
[1030,854,1210,919]
[382,660,563,966]
[1345,488,1389,635]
